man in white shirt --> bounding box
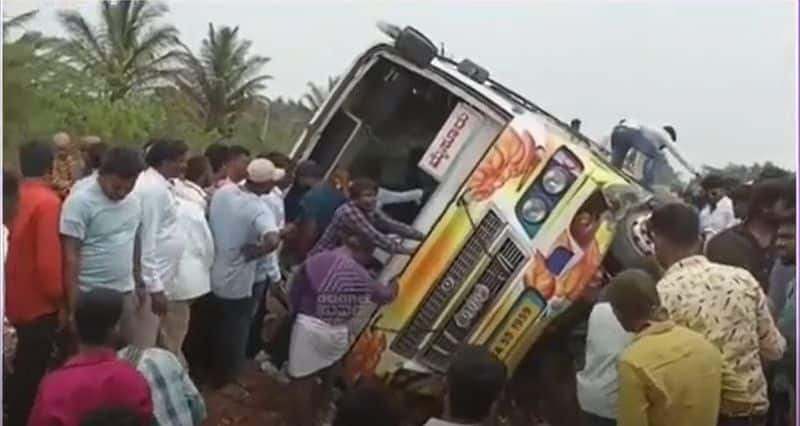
[135,139,189,350]
[207,158,282,390]
[577,301,633,425]
[248,156,287,360]
[699,174,737,240]
[169,156,215,366]
[607,120,697,188]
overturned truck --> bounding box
[289,22,660,406]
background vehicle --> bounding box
[290,22,658,394]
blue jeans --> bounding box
[610,125,667,188]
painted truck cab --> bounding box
[290,23,652,388]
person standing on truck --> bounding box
[607,270,722,426]
[606,120,696,188]
[309,178,424,257]
[698,174,737,240]
[287,230,398,426]
[649,203,785,426]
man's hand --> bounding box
[280,223,297,240]
[241,243,264,262]
[150,291,168,317]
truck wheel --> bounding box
[609,205,655,269]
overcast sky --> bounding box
[4,0,797,169]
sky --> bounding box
[4,0,798,170]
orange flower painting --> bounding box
[342,327,387,385]
[467,128,544,201]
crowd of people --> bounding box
[577,174,796,426]
[0,130,796,426]
[1,133,430,426]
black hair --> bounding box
[446,345,507,422]
[577,191,609,218]
[606,269,661,324]
[79,406,140,426]
[570,118,581,130]
[748,177,795,220]
[663,125,677,142]
[227,145,251,160]
[261,151,292,170]
[349,178,378,199]
[144,139,189,168]
[74,289,124,346]
[332,384,399,426]
[98,147,145,179]
[18,140,54,178]
[628,256,664,282]
[204,143,230,173]
[648,203,700,247]
[185,155,211,185]
[295,160,324,180]
[700,174,726,191]
[85,142,109,171]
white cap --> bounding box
[247,158,286,184]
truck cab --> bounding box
[290,22,655,387]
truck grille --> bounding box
[391,210,504,358]
[421,238,526,371]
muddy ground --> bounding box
[202,332,584,426]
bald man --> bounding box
[50,132,84,199]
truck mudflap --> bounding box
[341,114,633,386]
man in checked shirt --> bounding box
[309,178,424,258]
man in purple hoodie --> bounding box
[287,230,398,426]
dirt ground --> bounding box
[203,363,289,426]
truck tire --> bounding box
[609,192,678,269]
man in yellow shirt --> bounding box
[606,269,722,426]
[649,203,785,425]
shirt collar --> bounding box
[663,255,709,277]
[63,348,119,369]
[633,319,676,342]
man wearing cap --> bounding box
[207,158,283,392]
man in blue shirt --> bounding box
[207,158,282,391]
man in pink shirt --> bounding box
[27,289,153,426]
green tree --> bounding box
[173,23,272,136]
[57,0,181,101]
[301,76,338,112]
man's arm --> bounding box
[59,195,87,313]
[753,280,786,361]
[372,209,424,241]
[617,359,650,426]
[344,206,411,254]
[61,236,82,313]
[137,188,167,294]
[36,199,65,306]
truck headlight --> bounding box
[520,196,548,224]
[542,166,569,195]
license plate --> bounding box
[488,290,545,360]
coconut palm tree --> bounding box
[3,9,38,38]
[301,75,339,112]
[57,0,181,101]
[173,23,271,135]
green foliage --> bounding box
[57,0,181,101]
[173,23,271,135]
